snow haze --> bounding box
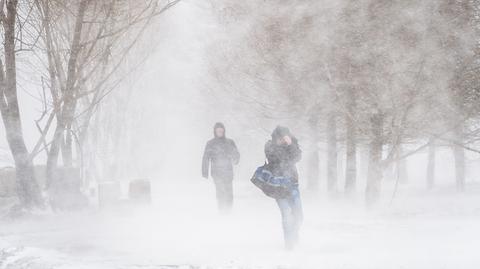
[1,0,480,268]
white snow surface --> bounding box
[1,179,480,269]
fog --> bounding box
[1,0,480,268]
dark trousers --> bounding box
[213,178,233,214]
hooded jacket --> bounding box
[202,123,240,180]
[264,126,302,183]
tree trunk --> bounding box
[326,113,337,193]
[453,125,465,192]
[46,0,88,187]
[307,116,320,191]
[366,113,383,205]
[46,123,63,187]
[344,89,356,194]
[396,145,408,184]
[2,117,43,208]
[426,138,436,190]
[0,0,42,208]
[63,123,74,167]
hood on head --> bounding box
[272,125,290,141]
[213,122,226,138]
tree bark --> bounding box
[326,113,337,193]
[453,125,465,192]
[426,138,436,190]
[366,113,383,205]
[344,88,356,194]
[396,145,408,184]
[46,0,89,187]
[0,0,42,208]
[63,123,74,167]
[307,116,320,191]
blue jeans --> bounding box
[276,187,303,249]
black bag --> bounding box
[250,164,295,199]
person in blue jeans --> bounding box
[265,126,303,250]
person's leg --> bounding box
[213,178,232,214]
[224,179,233,212]
[276,197,295,250]
[289,188,304,246]
[213,178,224,211]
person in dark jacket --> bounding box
[265,126,303,250]
[202,122,240,213]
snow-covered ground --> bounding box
[1,179,480,269]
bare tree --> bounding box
[0,0,43,208]
[29,0,181,198]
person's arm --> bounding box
[202,142,211,178]
[230,140,240,165]
[287,137,302,163]
[265,140,278,164]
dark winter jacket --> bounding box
[202,123,240,180]
[264,126,302,183]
